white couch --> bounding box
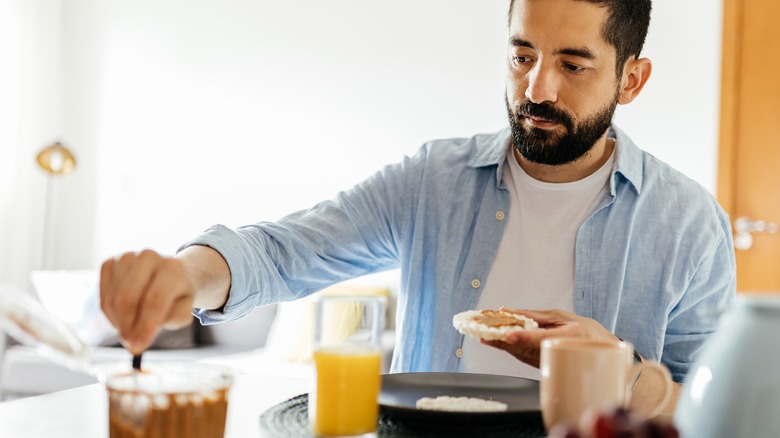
[0,304,278,400]
[0,282,396,401]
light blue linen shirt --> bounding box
[187,125,736,383]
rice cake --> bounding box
[452,309,538,341]
[415,395,508,412]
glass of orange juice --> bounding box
[309,295,386,437]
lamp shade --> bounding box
[36,142,76,175]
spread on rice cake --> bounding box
[452,309,538,341]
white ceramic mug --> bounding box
[540,337,673,431]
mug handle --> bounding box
[626,361,673,419]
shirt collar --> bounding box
[609,124,643,195]
[466,127,511,187]
[468,124,644,194]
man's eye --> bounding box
[514,56,531,64]
[564,63,586,73]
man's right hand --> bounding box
[99,245,231,355]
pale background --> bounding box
[1,0,723,293]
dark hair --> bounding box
[508,0,652,73]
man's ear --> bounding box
[618,57,652,104]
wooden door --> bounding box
[718,0,780,293]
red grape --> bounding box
[548,407,680,438]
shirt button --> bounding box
[495,211,505,221]
[471,279,481,289]
[455,348,463,358]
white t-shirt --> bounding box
[459,143,615,379]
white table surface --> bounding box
[0,373,310,437]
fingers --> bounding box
[499,306,574,327]
[100,250,194,354]
[112,251,161,338]
[480,308,618,369]
[492,326,567,368]
[100,253,145,333]
[503,327,549,348]
[481,338,542,368]
[99,258,117,325]
[129,263,194,353]
[477,309,577,367]
[501,310,616,344]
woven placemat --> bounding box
[259,394,546,438]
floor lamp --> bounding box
[0,144,76,399]
[35,142,76,270]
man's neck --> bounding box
[513,134,615,183]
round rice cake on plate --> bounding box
[415,395,508,412]
[452,309,538,341]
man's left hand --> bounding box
[481,307,618,368]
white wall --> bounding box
[48,0,723,280]
[0,0,65,291]
[615,1,723,190]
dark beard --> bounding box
[505,91,618,166]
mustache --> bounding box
[515,101,573,128]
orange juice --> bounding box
[312,345,382,436]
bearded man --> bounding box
[100,0,736,415]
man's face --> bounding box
[506,0,621,166]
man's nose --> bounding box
[525,63,559,104]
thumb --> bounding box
[503,327,548,347]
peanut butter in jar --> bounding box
[106,363,233,438]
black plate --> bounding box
[378,372,541,428]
